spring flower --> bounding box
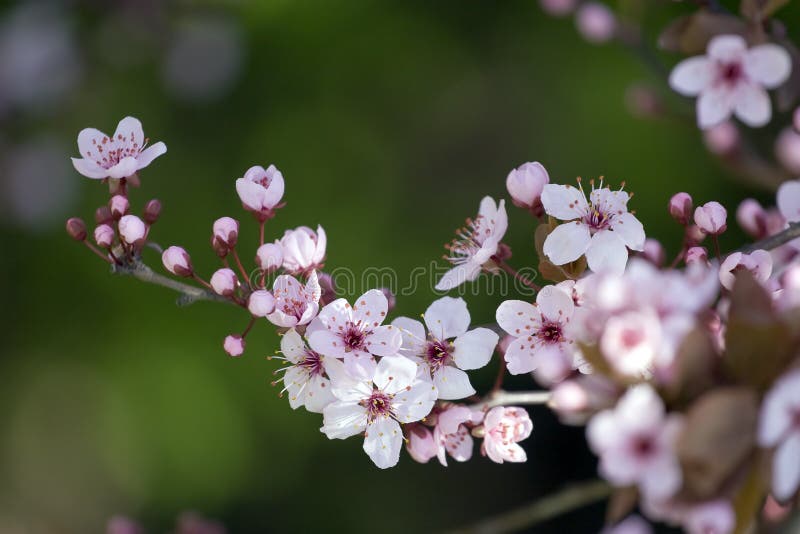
[392,296,498,400]
[669,192,693,225]
[683,500,735,534]
[496,285,577,376]
[575,3,616,44]
[718,250,772,290]
[308,289,402,379]
[109,195,129,219]
[71,116,167,179]
[118,214,146,245]
[266,271,321,328]
[775,128,800,174]
[274,328,339,413]
[256,242,283,271]
[703,121,740,155]
[777,179,800,224]
[436,196,508,291]
[541,181,645,274]
[280,226,327,275]
[94,224,114,248]
[669,35,791,129]
[405,424,438,463]
[587,384,684,501]
[223,334,245,357]
[757,368,800,502]
[210,268,238,296]
[211,217,239,255]
[162,246,193,277]
[601,309,662,378]
[481,406,533,463]
[433,405,476,466]
[694,201,728,235]
[235,164,284,218]
[321,356,437,469]
[247,289,276,317]
[506,162,549,211]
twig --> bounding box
[469,390,552,411]
[112,260,231,306]
[739,221,800,254]
[447,480,611,534]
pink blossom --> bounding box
[602,515,653,534]
[776,264,800,311]
[506,161,549,210]
[601,309,662,378]
[406,423,438,463]
[321,356,437,468]
[641,238,665,266]
[267,271,321,328]
[94,224,114,248]
[210,268,238,296]
[223,334,245,357]
[575,3,616,44]
[109,195,129,219]
[162,246,193,277]
[758,368,800,502]
[694,201,728,235]
[775,128,800,174]
[550,374,618,425]
[247,289,275,317]
[541,182,645,274]
[309,289,402,379]
[496,285,578,377]
[433,405,476,466]
[256,242,283,271]
[106,516,143,534]
[539,0,577,16]
[683,500,735,534]
[587,384,684,501]
[669,35,791,128]
[72,116,167,179]
[280,226,326,275]
[777,179,800,224]
[668,192,693,225]
[795,107,800,131]
[481,406,533,463]
[275,328,339,413]
[143,199,161,225]
[392,296,498,400]
[718,249,772,290]
[118,214,146,245]
[703,121,739,155]
[685,246,709,266]
[212,217,239,255]
[235,164,284,217]
[736,198,766,237]
[436,196,508,291]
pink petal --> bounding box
[734,83,771,127]
[438,406,473,435]
[541,183,588,220]
[707,34,747,62]
[435,263,481,291]
[77,128,109,159]
[773,431,800,502]
[364,325,402,357]
[543,220,592,265]
[744,44,792,88]
[71,157,108,179]
[424,296,470,340]
[536,285,575,322]
[235,178,264,210]
[394,381,437,422]
[136,141,167,169]
[697,86,734,129]
[308,330,348,358]
[343,352,377,381]
[503,340,539,375]
[374,355,416,393]
[391,316,427,355]
[444,427,474,463]
[777,180,800,223]
[352,289,389,326]
[262,171,284,209]
[669,56,713,96]
[612,212,646,251]
[452,327,498,370]
[106,156,139,179]
[113,116,144,150]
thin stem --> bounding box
[494,258,541,291]
[447,480,611,534]
[469,390,552,411]
[84,241,114,264]
[241,317,256,337]
[112,260,232,306]
[712,234,722,261]
[491,358,507,393]
[192,273,215,292]
[259,221,265,247]
[231,248,252,287]
[738,221,800,254]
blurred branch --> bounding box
[470,390,552,411]
[447,480,611,534]
[112,260,230,306]
[740,221,800,253]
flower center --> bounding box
[445,215,490,264]
[256,175,272,188]
[424,340,452,370]
[631,435,655,458]
[537,322,563,344]
[342,324,367,351]
[364,390,394,421]
[720,61,743,86]
[583,206,612,232]
[620,327,644,349]
[298,350,324,376]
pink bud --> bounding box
[65,217,87,241]
[405,424,437,463]
[641,238,665,266]
[256,242,283,271]
[575,3,616,44]
[506,162,549,210]
[317,272,337,305]
[668,192,693,225]
[379,288,396,313]
[775,127,800,174]
[736,199,767,238]
[212,216,239,257]
[106,516,143,534]
[719,250,772,290]
[223,334,245,357]
[703,121,739,155]
[549,375,616,425]
[143,199,162,225]
[685,224,706,245]
[109,195,130,219]
[497,334,515,357]
[162,246,193,277]
[794,107,800,132]
[94,224,115,248]
[539,0,577,16]
[694,201,728,235]
[247,289,275,317]
[95,205,113,225]
[685,246,708,266]
[210,268,238,296]
[118,215,147,245]
[625,84,662,119]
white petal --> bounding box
[363,417,402,469]
[374,355,417,394]
[745,44,792,88]
[352,289,389,327]
[697,86,734,129]
[136,141,167,169]
[536,285,575,322]
[280,328,307,364]
[433,366,476,400]
[424,296,470,340]
[343,352,377,381]
[304,374,335,413]
[453,328,498,370]
[438,406,473,434]
[76,127,109,159]
[586,410,620,452]
[496,299,539,336]
[504,340,539,375]
[543,221,592,265]
[444,428,474,463]
[585,231,628,274]
[773,432,800,502]
[435,263,480,291]
[669,56,713,96]
[71,157,108,179]
[106,156,139,179]
[263,171,285,209]
[391,317,427,356]
[612,212,646,251]
[394,380,438,422]
[312,225,327,264]
[321,401,367,439]
[315,298,352,328]
[734,83,771,127]
[308,330,348,358]
[113,116,144,149]
[365,325,402,357]
[777,180,800,223]
[541,183,588,220]
[284,367,308,410]
[707,35,747,62]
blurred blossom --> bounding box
[175,511,227,534]
[162,16,244,103]
[575,3,616,45]
[775,127,800,174]
[539,0,577,17]
[0,2,82,116]
[1,136,77,231]
[107,516,143,534]
[794,107,800,131]
[625,84,662,119]
[703,121,739,155]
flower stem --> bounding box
[495,259,541,291]
[491,358,507,393]
[112,260,232,306]
[231,248,252,287]
[469,390,552,411]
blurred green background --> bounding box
[1,0,797,532]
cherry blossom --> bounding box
[210,268,238,296]
[274,328,339,413]
[718,249,772,290]
[436,196,508,291]
[280,226,327,275]
[777,179,800,224]
[481,406,533,463]
[247,289,275,317]
[541,181,645,274]
[587,384,684,501]
[162,246,193,277]
[118,214,146,245]
[669,192,693,225]
[71,117,167,179]
[405,424,438,463]
[669,35,791,128]
[392,296,498,400]
[775,128,800,174]
[433,405,477,466]
[223,334,245,357]
[694,201,728,235]
[757,368,800,502]
[506,161,549,211]
[94,224,114,248]
[235,164,284,218]
[308,289,402,380]
[256,242,283,271]
[683,500,735,534]
[266,271,321,328]
[496,285,577,377]
[211,217,238,255]
[320,356,437,468]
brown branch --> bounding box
[112,260,232,306]
[739,221,800,254]
[469,390,552,411]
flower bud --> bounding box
[118,215,147,246]
[109,195,129,219]
[668,192,693,225]
[641,238,665,266]
[212,216,239,257]
[539,0,577,16]
[625,84,661,119]
[736,199,766,238]
[506,162,549,210]
[162,246,193,277]
[575,2,616,44]
[223,334,245,357]
[94,224,115,248]
[694,201,728,235]
[317,272,337,305]
[775,128,800,174]
[379,288,396,313]
[66,217,87,241]
[685,246,708,266]
[405,424,437,463]
[248,289,276,317]
[95,205,113,225]
[685,224,706,246]
[794,107,800,132]
[210,268,238,296]
[143,199,162,225]
[703,121,739,155]
[256,242,283,271]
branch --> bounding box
[739,221,800,254]
[469,390,552,411]
[448,480,611,534]
[112,260,231,306]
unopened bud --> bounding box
[212,216,239,257]
[506,162,549,210]
[109,195,129,219]
[118,215,147,246]
[575,2,616,44]
[685,246,708,266]
[224,334,245,357]
[248,290,276,317]
[641,238,665,266]
[95,206,113,225]
[694,201,728,235]
[94,224,115,248]
[210,268,238,296]
[668,192,693,225]
[143,199,162,225]
[66,217,87,241]
[703,121,739,155]
[317,272,337,305]
[736,199,767,238]
[256,242,283,271]
[162,246,193,277]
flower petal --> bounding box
[365,325,402,357]
[280,328,306,364]
[71,157,108,179]
[453,328,498,370]
[435,263,481,291]
[321,401,367,439]
[734,83,771,127]
[433,366,476,400]
[394,380,438,422]
[304,374,335,413]
[235,178,265,211]
[113,116,144,150]
[773,432,800,502]
[543,220,592,265]
[707,34,747,62]
[352,289,389,327]
[586,231,628,274]
[363,417,403,469]
[374,355,417,394]
[391,317,427,356]
[424,296,470,340]
[136,141,167,169]
[536,285,575,322]
[496,299,539,336]
[308,330,348,358]
[106,156,139,179]
[343,352,377,381]
[669,56,713,96]
[541,183,588,220]
[744,44,792,88]
[504,340,539,375]
[697,86,734,129]
[777,180,800,223]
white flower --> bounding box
[541,181,645,274]
[280,225,327,275]
[757,368,800,502]
[320,356,437,469]
[436,196,508,291]
[392,296,498,400]
[669,34,791,129]
[274,329,339,413]
[266,271,321,328]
